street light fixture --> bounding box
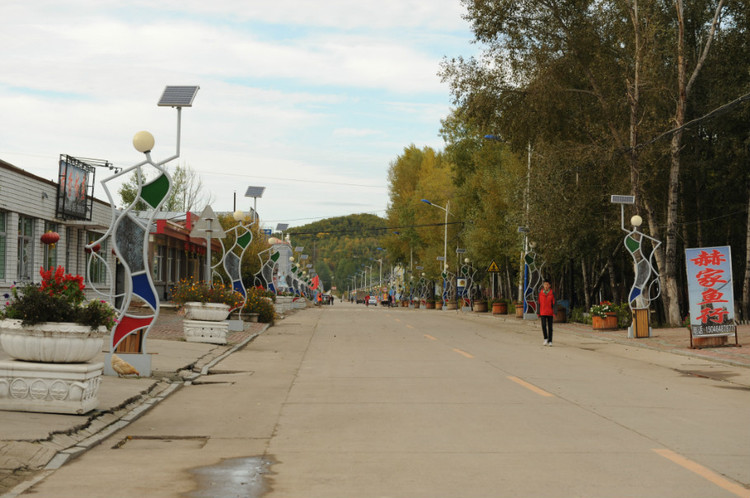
[244,186,266,224]
[421,198,450,304]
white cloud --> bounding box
[0,1,476,226]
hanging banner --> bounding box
[685,246,736,338]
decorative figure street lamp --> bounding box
[523,241,543,319]
[87,85,199,377]
[612,195,662,338]
[421,198,451,307]
[459,257,477,308]
[214,210,254,313]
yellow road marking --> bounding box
[507,376,554,397]
[653,449,750,498]
[452,348,474,358]
[423,334,437,340]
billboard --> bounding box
[56,155,95,220]
[685,246,736,338]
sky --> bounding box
[1,1,477,228]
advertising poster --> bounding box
[685,246,736,338]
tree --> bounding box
[440,0,745,324]
[118,163,213,212]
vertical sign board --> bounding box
[56,155,94,220]
[685,246,737,343]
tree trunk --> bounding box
[743,180,750,321]
[581,257,590,310]
[607,257,619,305]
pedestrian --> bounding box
[365,294,370,307]
[538,279,556,346]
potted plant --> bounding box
[434,299,443,310]
[514,301,524,318]
[590,301,617,329]
[171,277,244,321]
[425,298,436,309]
[473,299,488,312]
[492,298,508,315]
[241,287,276,324]
[445,299,458,310]
[0,266,117,363]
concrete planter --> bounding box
[0,319,107,363]
[183,302,231,321]
[183,319,229,345]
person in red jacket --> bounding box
[538,279,556,346]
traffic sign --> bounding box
[487,260,500,273]
[261,228,272,236]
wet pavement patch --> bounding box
[184,456,274,498]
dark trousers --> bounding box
[541,316,553,342]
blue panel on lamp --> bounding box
[132,273,157,309]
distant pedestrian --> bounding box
[365,295,370,307]
[538,279,556,346]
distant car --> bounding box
[367,296,378,306]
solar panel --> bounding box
[244,186,266,198]
[157,86,200,107]
[276,223,289,232]
[610,195,635,204]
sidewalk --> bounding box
[447,307,750,368]
[0,308,269,496]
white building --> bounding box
[1,158,115,302]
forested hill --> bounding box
[286,213,387,293]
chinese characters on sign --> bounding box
[685,246,736,338]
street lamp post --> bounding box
[421,199,450,305]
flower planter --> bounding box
[242,313,260,323]
[434,301,443,310]
[445,302,458,310]
[592,313,618,330]
[425,302,435,309]
[0,319,107,363]
[183,302,231,321]
[492,302,507,315]
[515,305,523,318]
[474,302,488,313]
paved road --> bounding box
[17,302,750,497]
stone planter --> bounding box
[0,319,107,363]
[515,304,524,318]
[592,312,618,330]
[445,302,458,310]
[474,302,488,313]
[0,360,103,414]
[183,319,229,345]
[183,302,231,321]
[242,313,260,323]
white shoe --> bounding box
[543,339,549,345]
[547,342,552,347]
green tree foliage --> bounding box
[438,0,749,323]
[286,214,388,293]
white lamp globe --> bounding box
[464,258,470,264]
[289,256,295,262]
[133,131,155,153]
[631,215,643,227]
[233,210,245,221]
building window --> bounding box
[167,247,175,282]
[0,212,6,280]
[86,231,108,284]
[43,221,58,270]
[154,244,166,282]
[17,216,34,281]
